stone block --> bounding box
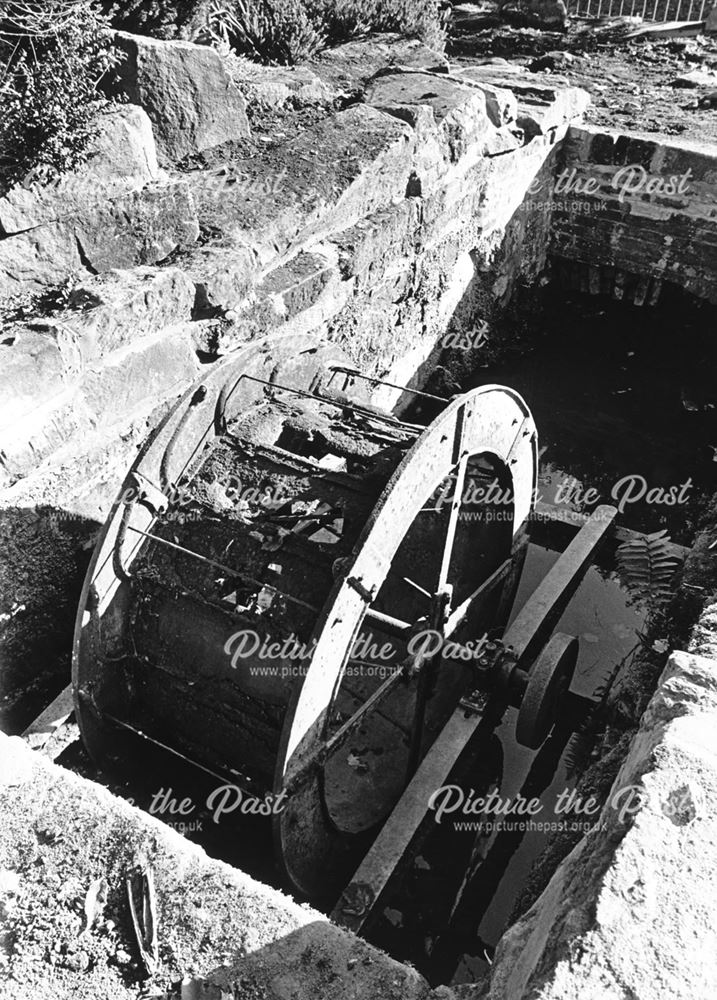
[200,105,414,265]
[186,245,258,314]
[453,71,518,126]
[0,106,159,235]
[312,33,449,95]
[232,62,334,109]
[363,72,490,164]
[0,181,199,296]
[78,326,200,430]
[61,266,196,358]
[112,32,250,164]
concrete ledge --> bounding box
[0,732,442,1000]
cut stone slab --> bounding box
[199,104,414,265]
[185,244,258,314]
[0,106,159,235]
[0,181,199,295]
[0,731,441,1000]
[328,198,421,281]
[363,72,491,164]
[0,319,200,484]
[454,69,590,137]
[112,31,250,165]
[0,329,70,457]
[40,266,196,362]
[455,76,518,127]
[223,250,342,341]
[312,33,449,95]
[231,62,335,109]
[78,324,201,431]
[476,649,717,1000]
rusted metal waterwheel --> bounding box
[73,334,539,904]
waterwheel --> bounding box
[73,333,555,905]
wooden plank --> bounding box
[506,505,617,662]
[533,502,689,560]
[331,706,482,933]
[625,19,705,38]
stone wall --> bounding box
[0,35,589,729]
[549,124,717,305]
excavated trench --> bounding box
[39,273,717,987]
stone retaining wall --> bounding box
[0,36,589,729]
[549,124,717,304]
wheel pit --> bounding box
[4,95,717,998]
[39,311,707,988]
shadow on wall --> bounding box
[0,505,100,734]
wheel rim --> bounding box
[274,385,537,900]
[515,632,579,750]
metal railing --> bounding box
[569,0,710,20]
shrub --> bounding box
[305,0,446,52]
[0,1,118,187]
[103,0,208,40]
[107,0,445,64]
[220,0,325,64]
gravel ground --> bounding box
[451,18,717,144]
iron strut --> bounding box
[332,504,617,933]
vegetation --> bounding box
[0,1,118,186]
[0,0,444,184]
[106,0,446,64]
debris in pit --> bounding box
[126,864,159,978]
[81,876,109,936]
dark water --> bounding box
[470,287,717,544]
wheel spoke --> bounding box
[405,588,451,778]
[284,667,406,796]
[437,452,468,595]
[443,557,513,639]
[363,607,413,639]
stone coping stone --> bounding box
[112,32,249,166]
[0,322,200,485]
[363,72,490,165]
[230,62,335,110]
[454,68,589,133]
[312,34,449,95]
[0,182,199,295]
[565,123,717,184]
[184,246,258,315]
[19,267,197,364]
[473,649,717,1000]
[199,104,414,266]
[0,106,159,236]
[0,732,442,1000]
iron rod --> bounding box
[223,373,424,433]
[125,525,320,613]
[328,365,448,404]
